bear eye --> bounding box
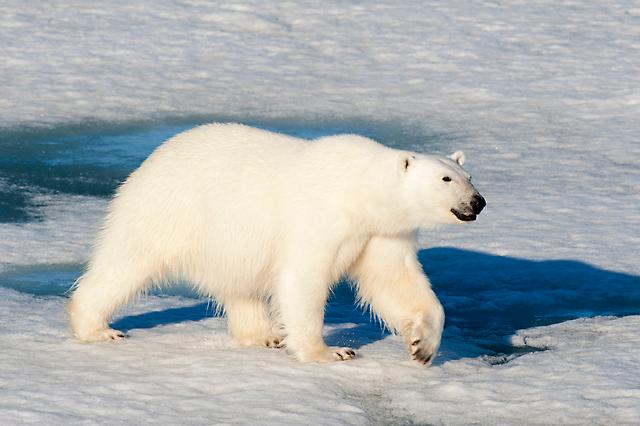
[442,176,452,182]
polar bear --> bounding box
[68,123,485,364]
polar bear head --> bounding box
[397,150,486,228]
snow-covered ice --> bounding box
[1,0,639,424]
[2,286,639,425]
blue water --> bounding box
[1,119,638,358]
[0,123,181,222]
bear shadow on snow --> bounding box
[110,247,640,360]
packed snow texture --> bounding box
[3,287,640,425]
[1,0,639,424]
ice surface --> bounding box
[0,194,105,271]
[1,0,639,424]
[2,287,639,425]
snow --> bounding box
[0,289,369,425]
[392,315,640,425]
[1,0,640,424]
[2,287,639,425]
[0,195,104,271]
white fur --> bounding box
[67,123,481,364]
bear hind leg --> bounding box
[225,298,284,348]
[68,264,151,342]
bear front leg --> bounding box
[276,268,355,363]
[350,236,444,365]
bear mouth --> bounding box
[451,208,476,222]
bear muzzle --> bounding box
[470,194,486,214]
[451,193,486,222]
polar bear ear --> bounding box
[399,153,416,174]
[449,150,465,166]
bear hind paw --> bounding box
[265,336,285,348]
[234,332,286,349]
[296,346,356,363]
[75,328,127,343]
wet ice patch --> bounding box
[0,194,106,272]
[0,123,193,223]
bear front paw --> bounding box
[409,338,438,365]
[404,310,444,366]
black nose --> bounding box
[471,194,486,214]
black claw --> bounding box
[414,352,433,364]
[412,349,434,365]
[336,352,344,360]
[346,350,355,357]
